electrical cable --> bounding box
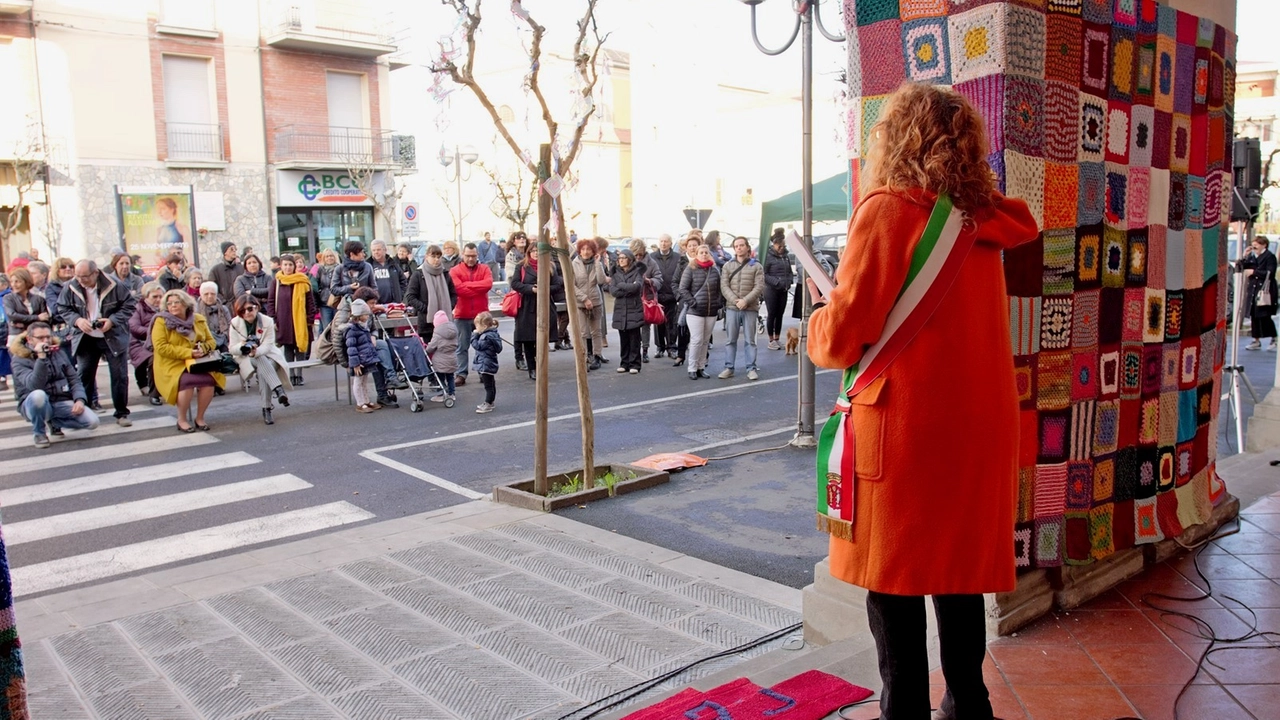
[554,623,803,720]
[703,442,794,462]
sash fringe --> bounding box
[816,514,853,542]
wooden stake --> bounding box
[533,144,552,496]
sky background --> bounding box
[1236,0,1279,63]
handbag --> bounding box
[1257,272,1273,308]
[500,289,522,317]
[641,279,665,325]
[326,292,342,309]
[189,351,238,375]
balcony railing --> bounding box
[264,1,395,57]
[274,125,408,169]
[166,122,225,162]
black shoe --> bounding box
[588,357,600,371]
[214,386,225,396]
[49,426,64,438]
[295,376,305,386]
[273,386,290,407]
[642,353,649,363]
[516,359,527,371]
[262,408,274,425]
[673,358,685,367]
[562,340,573,350]
[697,369,710,379]
[90,401,104,412]
[149,396,164,406]
[596,355,610,364]
[528,369,536,381]
[377,396,399,409]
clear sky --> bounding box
[1236,0,1280,63]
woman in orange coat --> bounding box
[808,83,1037,720]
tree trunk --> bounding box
[533,144,552,495]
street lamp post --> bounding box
[439,144,479,243]
[739,0,844,448]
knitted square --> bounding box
[1099,348,1120,396]
[1005,233,1044,295]
[1076,223,1102,286]
[1110,30,1137,102]
[1154,35,1176,113]
[1136,446,1160,497]
[856,0,901,27]
[1014,524,1033,567]
[1081,0,1110,23]
[1175,441,1193,482]
[1115,446,1139,503]
[1078,161,1106,225]
[1129,104,1155,167]
[1190,113,1208,176]
[900,0,947,21]
[957,75,1005,152]
[1182,229,1203,289]
[1125,230,1148,286]
[1213,23,1227,56]
[1044,163,1079,231]
[1201,224,1221,287]
[1152,109,1172,170]
[1196,16,1215,48]
[1046,0,1081,16]
[1168,173,1187,233]
[1193,56,1209,108]
[1147,222,1166,288]
[1177,392,1197,445]
[859,21,906,95]
[989,150,1007,191]
[1093,399,1120,456]
[948,3,1006,83]
[1011,296,1042,355]
[1135,40,1157,104]
[1102,224,1128,288]
[1164,291,1184,344]
[1156,2,1178,38]
[947,0,1005,10]
[1208,54,1225,110]
[1034,463,1069,518]
[1035,516,1065,566]
[1089,502,1116,560]
[1122,287,1145,341]
[1142,344,1163,398]
[1106,102,1131,164]
[1196,377,1214,423]
[1197,330,1216,384]
[1157,484,1183,537]
[1181,287,1203,336]
[1143,288,1166,343]
[1174,44,1195,114]
[1105,169,1129,230]
[1066,460,1094,508]
[1134,497,1163,542]
[1082,23,1111,96]
[1170,113,1191,174]
[1180,343,1199,388]
[1207,112,1226,170]
[1039,409,1071,462]
[1114,0,1137,26]
[1007,4,1047,79]
[1159,343,1180,396]
[1041,295,1074,350]
[1100,287,1123,345]
[1093,456,1115,503]
[1072,348,1099,401]
[1045,81,1080,164]
[1006,77,1046,157]
[1139,397,1160,444]
[1015,358,1037,408]
[1072,289,1100,348]
[1044,228,1077,295]
[1071,402,1096,460]
[1038,350,1073,411]
[1122,342,1144,396]
[1006,151,1045,229]
[1127,167,1150,231]
[1185,177,1204,232]
[860,95,890,155]
[1078,93,1107,163]
[1137,0,1158,32]
[1175,6,1198,43]
[1046,14,1083,84]
[902,17,952,84]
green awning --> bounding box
[757,172,851,258]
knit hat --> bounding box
[617,249,635,264]
[350,299,371,317]
[220,241,236,257]
[433,310,449,327]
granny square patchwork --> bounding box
[844,0,1232,568]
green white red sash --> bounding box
[816,194,974,540]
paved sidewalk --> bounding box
[19,501,803,720]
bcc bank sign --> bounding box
[277,170,377,207]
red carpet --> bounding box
[621,670,872,720]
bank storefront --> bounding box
[275,170,385,265]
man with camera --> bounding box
[57,260,137,426]
[9,321,100,448]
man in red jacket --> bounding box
[449,243,493,385]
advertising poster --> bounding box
[115,185,198,273]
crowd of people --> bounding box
[0,225,803,441]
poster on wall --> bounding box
[114,185,199,273]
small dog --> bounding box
[784,327,800,356]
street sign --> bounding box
[402,202,420,237]
[683,208,713,230]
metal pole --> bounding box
[793,4,817,448]
[455,148,465,244]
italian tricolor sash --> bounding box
[816,193,975,540]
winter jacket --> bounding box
[9,332,85,407]
[234,270,271,302]
[111,272,145,299]
[195,298,233,350]
[157,267,184,293]
[720,257,766,312]
[470,327,502,375]
[344,319,380,370]
[509,263,562,343]
[678,263,723,319]
[609,262,646,331]
[151,312,225,406]
[505,248,526,280]
[650,250,682,303]
[3,290,48,337]
[449,261,494,320]
[1243,249,1279,316]
[208,260,245,304]
[424,321,460,374]
[571,256,608,307]
[476,240,499,266]
[639,255,663,295]
[369,256,406,305]
[672,254,694,299]
[330,260,375,300]
[708,244,732,268]
[265,277,316,349]
[230,314,292,393]
[405,267,457,335]
[128,300,158,367]
[43,281,66,326]
[57,274,137,357]
[763,248,794,292]
[314,262,342,307]
[442,254,462,272]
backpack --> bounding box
[315,322,349,368]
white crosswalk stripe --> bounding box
[0,397,376,598]
[0,406,156,433]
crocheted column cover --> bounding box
[0,523,26,718]
[845,0,1234,568]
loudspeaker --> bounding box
[1231,187,1261,223]
[1234,137,1262,192]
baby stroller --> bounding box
[373,314,453,412]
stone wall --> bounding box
[73,163,271,267]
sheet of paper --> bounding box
[784,230,835,297]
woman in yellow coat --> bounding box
[152,289,224,432]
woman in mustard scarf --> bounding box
[265,254,316,385]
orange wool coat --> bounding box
[808,188,1038,596]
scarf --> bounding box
[159,310,197,341]
[526,257,538,273]
[185,285,200,297]
[421,264,452,321]
[342,258,365,273]
[274,272,312,354]
[696,259,715,269]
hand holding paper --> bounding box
[784,229,835,297]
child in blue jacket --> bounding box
[345,299,381,413]
[469,311,501,413]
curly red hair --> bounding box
[863,83,996,213]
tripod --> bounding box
[1223,187,1261,452]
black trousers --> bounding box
[283,344,305,382]
[764,288,788,337]
[134,360,160,399]
[1251,311,1277,339]
[618,327,642,370]
[76,337,129,418]
[556,311,570,342]
[866,591,993,720]
[517,341,537,376]
[657,299,678,351]
[480,372,496,404]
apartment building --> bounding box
[0,0,409,271]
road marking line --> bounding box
[0,434,219,477]
[6,474,313,546]
[12,501,375,597]
[0,416,175,451]
[1,452,262,507]
[0,407,157,433]
[358,453,486,500]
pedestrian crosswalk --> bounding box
[0,393,375,599]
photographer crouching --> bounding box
[230,294,292,425]
[9,321,100,448]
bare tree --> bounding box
[433,0,610,492]
[0,130,47,269]
[338,133,408,244]
[432,181,479,243]
[477,159,536,232]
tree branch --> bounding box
[561,1,609,175]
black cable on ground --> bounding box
[555,623,803,720]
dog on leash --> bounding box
[784,327,800,356]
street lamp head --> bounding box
[738,0,765,5]
[438,145,455,168]
[461,146,479,165]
